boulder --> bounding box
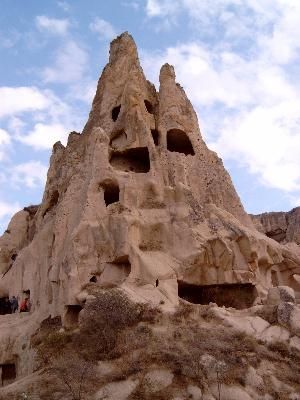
[187,385,202,400]
[95,379,139,400]
[143,369,173,393]
[277,302,300,335]
[266,286,295,305]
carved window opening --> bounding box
[90,275,97,283]
[64,305,82,329]
[100,180,120,206]
[144,100,154,114]
[178,282,257,309]
[112,105,121,122]
[1,363,16,386]
[155,279,159,287]
[151,129,159,146]
[110,147,150,173]
[0,297,11,315]
[167,129,195,155]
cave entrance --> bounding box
[0,363,16,386]
[178,282,257,309]
[151,129,159,146]
[167,129,195,156]
[100,180,120,206]
[144,100,154,114]
[112,105,121,121]
[64,305,82,329]
[0,297,11,315]
[110,147,150,173]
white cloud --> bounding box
[36,15,70,35]
[0,30,20,48]
[89,18,117,41]
[141,0,300,195]
[57,1,70,12]
[10,161,48,188]
[41,40,88,83]
[18,123,69,150]
[211,102,300,191]
[0,87,50,119]
[0,86,80,150]
[122,1,140,10]
[0,200,20,223]
[0,129,11,161]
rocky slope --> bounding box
[252,207,300,246]
[0,32,300,399]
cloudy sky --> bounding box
[1,0,300,233]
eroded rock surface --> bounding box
[252,207,300,245]
[0,32,300,392]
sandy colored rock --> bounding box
[187,385,202,400]
[277,302,300,335]
[290,335,300,352]
[0,32,300,393]
[210,384,252,400]
[143,369,174,393]
[252,207,300,245]
[259,324,290,344]
[266,286,295,305]
[94,379,139,400]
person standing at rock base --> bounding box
[10,296,18,313]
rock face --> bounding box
[0,32,300,383]
[251,207,300,245]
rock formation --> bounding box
[0,33,300,395]
[252,207,300,245]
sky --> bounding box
[1,0,300,233]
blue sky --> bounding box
[1,0,300,233]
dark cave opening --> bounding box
[0,298,11,315]
[101,180,120,206]
[167,129,195,156]
[151,129,159,146]
[1,363,16,386]
[64,305,83,329]
[110,147,150,173]
[178,281,257,309]
[144,100,154,114]
[112,105,121,121]
[90,275,97,283]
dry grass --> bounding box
[28,292,300,399]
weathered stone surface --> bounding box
[266,286,295,305]
[143,369,173,393]
[95,379,139,400]
[210,384,252,400]
[290,335,300,352]
[277,302,300,335]
[252,207,300,245]
[187,385,202,400]
[259,324,290,344]
[0,32,300,387]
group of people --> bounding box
[0,296,31,315]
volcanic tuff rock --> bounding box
[252,207,300,245]
[0,32,300,385]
